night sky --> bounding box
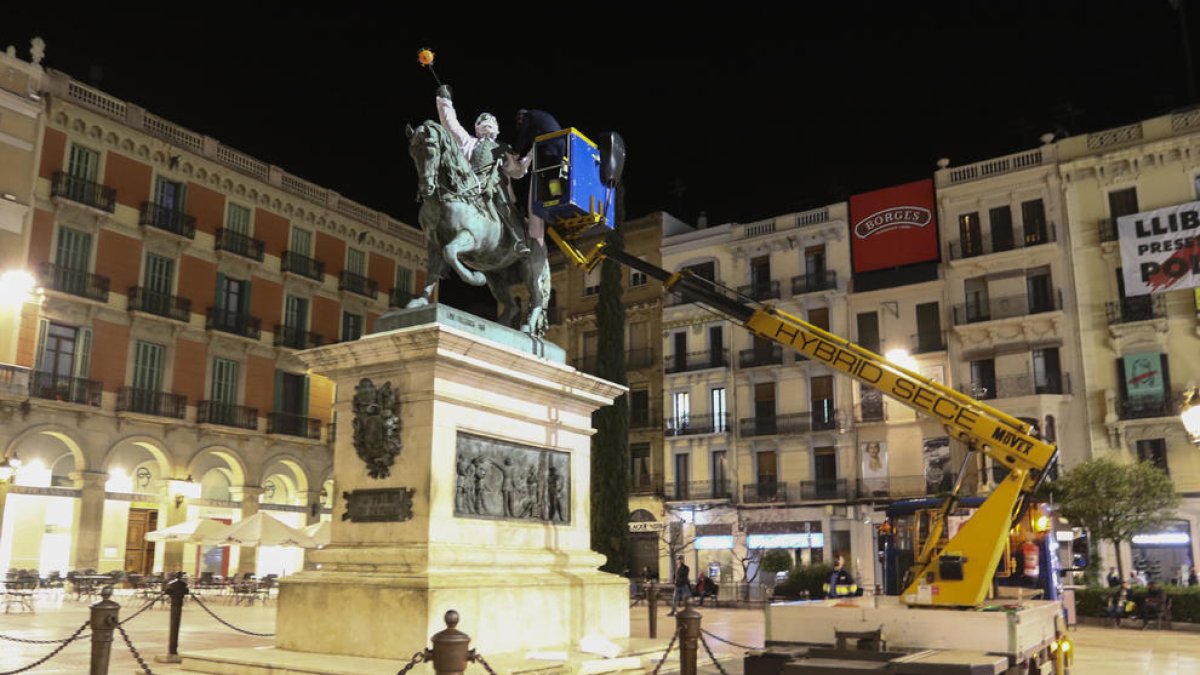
[4,3,1198,314]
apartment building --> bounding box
[0,45,425,579]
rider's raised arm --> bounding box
[435,93,473,156]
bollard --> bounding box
[89,585,120,675]
[647,581,658,639]
[156,572,189,664]
[430,610,472,675]
[676,597,701,675]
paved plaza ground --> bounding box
[3,591,1200,674]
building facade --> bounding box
[0,44,426,580]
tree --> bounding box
[590,185,629,574]
[1051,458,1180,583]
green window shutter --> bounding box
[290,228,312,256]
[133,342,165,392]
[226,203,250,236]
[211,358,238,404]
[242,279,253,316]
[34,319,49,371]
[215,272,226,309]
[68,145,100,182]
[347,249,366,275]
[395,266,412,292]
[144,254,174,295]
[274,369,284,413]
[303,375,311,417]
[56,227,91,271]
[74,327,92,381]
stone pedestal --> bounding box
[268,306,629,661]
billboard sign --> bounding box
[849,179,939,273]
[1118,200,1200,294]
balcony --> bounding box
[959,381,997,400]
[627,348,656,370]
[630,473,664,496]
[214,228,265,262]
[139,202,196,239]
[947,224,1056,260]
[197,401,258,430]
[630,406,661,429]
[30,371,101,407]
[1106,295,1167,324]
[127,287,190,322]
[990,373,1071,398]
[1099,218,1119,243]
[739,412,815,437]
[910,331,946,354]
[742,481,788,504]
[792,271,837,295]
[1119,394,1181,421]
[281,250,325,282]
[39,262,109,303]
[116,387,187,419]
[738,280,780,301]
[952,291,1061,325]
[665,479,732,501]
[0,364,31,397]
[664,349,729,374]
[739,345,783,368]
[857,390,885,422]
[273,325,323,350]
[267,411,323,440]
[388,287,415,308]
[664,413,731,436]
[800,478,849,501]
[51,171,116,213]
[338,271,378,299]
[856,475,932,500]
[205,308,261,340]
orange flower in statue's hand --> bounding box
[418,49,435,66]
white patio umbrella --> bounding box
[302,521,331,547]
[145,518,230,543]
[198,512,315,548]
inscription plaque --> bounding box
[342,487,415,523]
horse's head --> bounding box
[408,121,442,200]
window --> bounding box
[857,312,880,353]
[750,255,771,295]
[630,269,647,287]
[1108,187,1139,220]
[630,389,650,427]
[56,227,91,272]
[711,450,728,496]
[674,454,690,499]
[754,382,776,433]
[274,370,308,415]
[68,144,100,182]
[346,249,366,276]
[154,177,185,212]
[630,442,651,487]
[132,341,165,393]
[38,322,81,377]
[672,391,690,428]
[814,447,837,482]
[683,261,716,283]
[671,332,687,371]
[916,302,941,351]
[284,295,309,330]
[210,358,239,405]
[810,375,835,430]
[216,274,250,315]
[959,212,982,256]
[709,325,724,367]
[226,203,251,236]
[756,450,777,485]
[583,265,601,296]
[144,254,174,296]
[290,227,313,256]
[342,311,364,341]
[804,246,826,277]
[1033,347,1062,394]
[710,387,727,432]
[808,306,830,331]
[989,206,1014,252]
[1027,268,1053,313]
[395,265,413,292]
[970,359,996,399]
[1021,199,1048,245]
[964,276,989,322]
[1136,439,1168,474]
[33,321,91,402]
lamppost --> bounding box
[1180,385,1200,445]
[0,454,22,546]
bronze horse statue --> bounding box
[404,120,550,335]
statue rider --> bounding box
[435,84,531,256]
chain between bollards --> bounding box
[0,620,89,675]
[650,630,678,675]
[394,650,428,675]
[698,630,731,675]
[699,627,763,651]
[470,651,499,675]
[190,595,275,637]
[116,623,154,675]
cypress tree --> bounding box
[591,185,630,575]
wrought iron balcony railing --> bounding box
[51,171,116,213]
[664,413,731,436]
[30,371,102,406]
[627,348,656,370]
[281,250,325,281]
[1099,218,1119,243]
[947,223,1056,260]
[338,271,378,298]
[739,345,783,368]
[742,481,788,504]
[39,262,110,302]
[800,478,849,501]
[139,202,196,239]
[116,386,187,419]
[910,331,946,353]
[214,228,265,261]
[738,412,815,437]
[1118,391,1184,421]
[197,401,258,430]
[205,308,261,340]
[1106,295,1167,324]
[952,290,1061,324]
[630,406,661,429]
[267,411,323,439]
[738,280,780,301]
[664,349,729,373]
[630,473,664,496]
[388,288,415,308]
[792,271,837,295]
[127,287,190,322]
[856,475,936,500]
[273,325,323,350]
[665,479,732,501]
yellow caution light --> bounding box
[1034,515,1051,532]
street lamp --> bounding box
[1180,386,1200,445]
[0,454,21,483]
[0,270,35,306]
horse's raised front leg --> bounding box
[443,229,487,286]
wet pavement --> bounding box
[2,591,1199,674]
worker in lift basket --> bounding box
[823,556,858,598]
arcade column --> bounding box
[70,471,107,571]
[230,485,263,575]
